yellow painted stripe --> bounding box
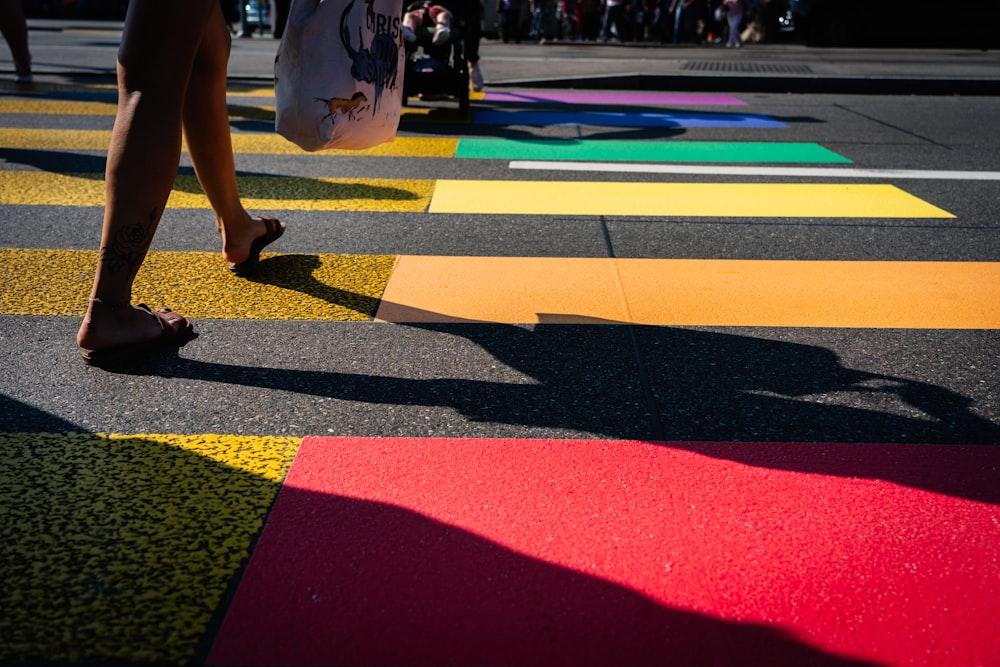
[0,128,116,150]
[0,172,433,211]
[0,98,439,118]
[401,107,467,122]
[0,98,119,116]
[0,431,300,663]
[5,249,995,327]
[227,85,277,97]
[0,80,117,95]
[224,134,455,156]
[0,80,265,97]
[0,98,276,120]
[0,80,296,98]
[0,128,457,157]
[0,249,394,320]
[429,180,955,218]
[0,97,445,127]
[375,256,1000,329]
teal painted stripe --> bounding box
[455,139,852,164]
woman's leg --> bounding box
[77,0,217,352]
[182,4,283,267]
[0,0,31,78]
[402,11,420,41]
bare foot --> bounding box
[77,300,189,353]
[220,214,286,266]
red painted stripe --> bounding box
[209,438,1000,667]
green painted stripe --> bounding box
[455,139,852,163]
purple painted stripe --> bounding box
[483,91,746,106]
[472,110,786,128]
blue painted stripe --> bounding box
[472,110,787,128]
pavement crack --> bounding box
[833,102,951,149]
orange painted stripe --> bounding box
[376,256,629,324]
[375,256,1000,329]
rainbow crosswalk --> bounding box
[3,249,997,328]
[1,81,998,667]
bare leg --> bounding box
[433,8,452,29]
[402,11,421,41]
[430,6,451,44]
[183,4,283,266]
[0,0,31,78]
[77,0,217,353]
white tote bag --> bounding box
[275,0,406,151]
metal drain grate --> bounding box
[682,61,814,74]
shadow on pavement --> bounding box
[257,252,1000,448]
[211,488,878,667]
[0,402,880,666]
[52,249,991,505]
[86,323,1000,505]
[0,425,295,664]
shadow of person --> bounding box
[249,254,382,316]
[121,332,999,505]
[115,254,999,503]
[0,393,80,432]
[628,326,1000,445]
[0,426,299,664]
[0,147,107,174]
[169,171,423,202]
[210,489,878,667]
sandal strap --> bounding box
[90,297,131,309]
[133,304,162,333]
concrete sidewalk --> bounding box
[480,41,1000,94]
[14,19,1000,94]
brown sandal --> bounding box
[228,216,285,276]
[81,305,193,369]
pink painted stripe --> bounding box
[484,91,747,106]
[209,437,1000,667]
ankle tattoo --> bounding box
[99,210,158,276]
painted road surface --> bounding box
[1,81,998,667]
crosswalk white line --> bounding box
[508,161,1000,181]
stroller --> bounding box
[401,0,473,116]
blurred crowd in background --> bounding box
[18,0,1000,49]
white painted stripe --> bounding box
[508,160,1000,181]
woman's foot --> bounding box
[220,214,286,267]
[224,215,285,276]
[78,301,192,368]
[14,54,31,83]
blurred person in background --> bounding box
[498,0,523,41]
[722,0,748,46]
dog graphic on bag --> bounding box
[340,0,400,112]
[315,92,370,121]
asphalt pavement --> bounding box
[2,18,999,667]
[13,17,1000,93]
